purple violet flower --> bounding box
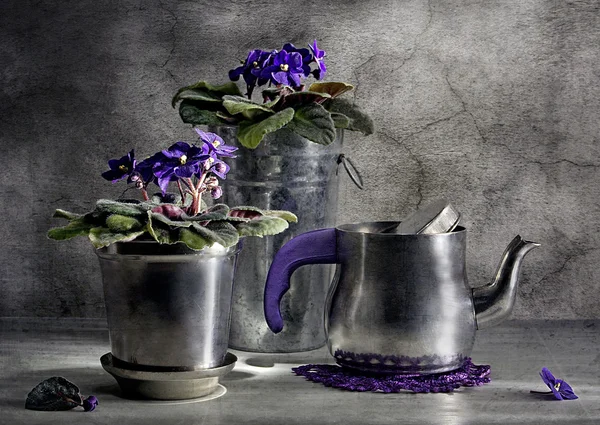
[195,129,238,158]
[82,396,98,412]
[309,40,327,80]
[260,50,305,87]
[211,160,230,179]
[130,152,164,188]
[210,186,223,199]
[152,142,210,193]
[282,42,313,77]
[229,49,274,97]
[532,367,578,400]
[101,150,136,183]
[202,156,230,179]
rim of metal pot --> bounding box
[336,222,466,236]
[95,240,242,262]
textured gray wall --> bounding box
[1,0,599,319]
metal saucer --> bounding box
[101,352,237,400]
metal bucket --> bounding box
[96,241,241,369]
[209,125,343,352]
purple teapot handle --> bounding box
[264,228,338,333]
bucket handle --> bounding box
[264,228,338,333]
[337,154,364,190]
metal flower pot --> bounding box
[209,125,343,353]
[96,241,241,370]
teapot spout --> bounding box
[473,235,540,329]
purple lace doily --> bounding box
[292,358,491,393]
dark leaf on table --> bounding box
[25,377,82,411]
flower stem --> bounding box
[530,390,553,394]
[176,180,186,204]
[141,189,149,201]
[186,177,201,216]
[196,172,207,192]
[187,173,210,216]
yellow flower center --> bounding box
[252,61,259,68]
[554,382,561,391]
[212,140,220,148]
[179,155,187,165]
[280,63,289,72]
[118,165,128,172]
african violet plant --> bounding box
[47,129,297,250]
[172,40,374,149]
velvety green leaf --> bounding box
[146,213,179,244]
[178,228,214,250]
[187,213,220,222]
[234,216,289,238]
[179,101,225,126]
[263,96,281,109]
[279,91,331,109]
[52,209,81,220]
[262,210,298,223]
[116,198,142,204]
[96,199,144,217]
[179,220,239,250]
[196,81,242,94]
[147,225,176,244]
[229,205,263,213]
[261,87,280,101]
[206,81,242,94]
[208,204,230,215]
[222,95,274,120]
[220,216,250,223]
[106,214,143,232]
[330,112,350,129]
[285,103,336,146]
[188,203,230,221]
[237,108,295,149]
[88,227,145,249]
[325,98,374,135]
[25,377,82,411]
[188,212,224,222]
[172,81,241,107]
[83,210,108,225]
[215,111,239,124]
[150,212,192,227]
[174,88,222,105]
[206,221,240,247]
[136,202,158,214]
[229,206,264,220]
[47,218,93,240]
[308,82,354,98]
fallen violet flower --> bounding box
[530,367,578,400]
[82,395,99,412]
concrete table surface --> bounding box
[0,319,599,425]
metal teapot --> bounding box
[264,222,539,374]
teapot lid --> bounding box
[392,199,461,234]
